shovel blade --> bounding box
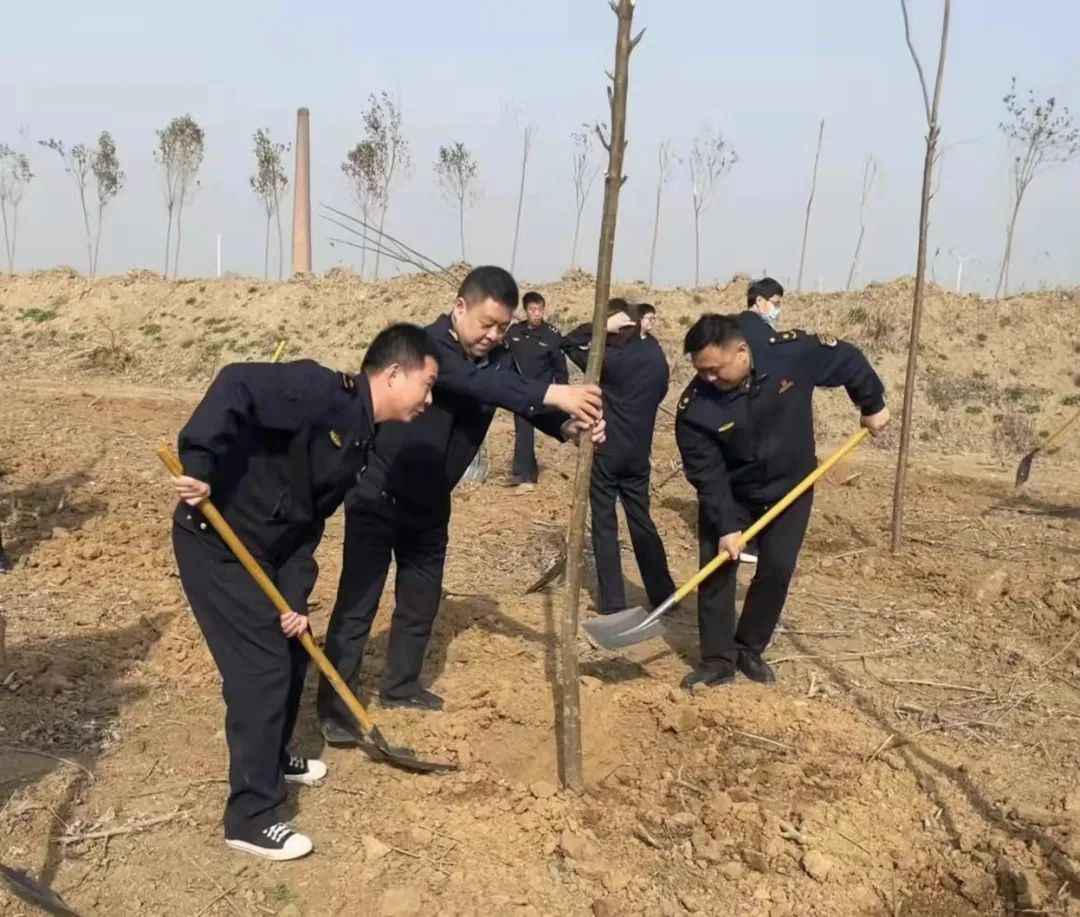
[583,606,666,650]
[1015,450,1037,486]
[461,445,489,484]
[366,726,458,774]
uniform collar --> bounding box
[350,372,377,442]
[441,312,492,368]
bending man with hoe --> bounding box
[167,324,439,861]
[675,313,890,689]
[319,266,604,739]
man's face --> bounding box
[525,301,546,328]
[452,297,514,358]
[756,294,783,315]
[385,356,439,421]
[692,342,751,390]
[640,312,657,336]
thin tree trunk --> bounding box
[264,210,271,279]
[648,152,664,287]
[78,185,93,277]
[1,202,12,274]
[995,193,1022,298]
[164,205,174,277]
[693,207,701,287]
[174,198,185,279]
[847,225,866,292]
[93,203,103,277]
[559,0,642,793]
[374,200,388,280]
[890,0,951,554]
[458,196,466,264]
[796,119,825,291]
[571,210,582,269]
[359,204,368,279]
[510,127,530,273]
[275,198,284,282]
[11,204,18,275]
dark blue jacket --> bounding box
[675,315,885,535]
[176,360,377,562]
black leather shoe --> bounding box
[680,663,737,690]
[737,649,776,684]
[320,717,362,747]
[378,689,445,711]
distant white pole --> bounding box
[949,250,977,294]
[216,233,222,278]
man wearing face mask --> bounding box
[319,267,605,736]
[675,313,889,690]
[745,277,785,332]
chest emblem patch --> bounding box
[329,430,342,448]
[779,378,794,395]
[718,421,735,433]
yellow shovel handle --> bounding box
[670,427,870,604]
[157,445,376,734]
[270,340,287,363]
[1043,409,1080,454]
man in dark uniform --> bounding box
[318,266,604,738]
[746,277,785,329]
[675,313,890,689]
[506,291,569,484]
[0,526,7,573]
[168,323,439,861]
[563,302,676,615]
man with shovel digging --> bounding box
[675,313,890,689]
[319,266,605,738]
[167,323,439,861]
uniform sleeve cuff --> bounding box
[861,396,886,416]
[179,450,215,482]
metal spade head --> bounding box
[583,606,667,650]
[0,864,81,917]
[461,445,489,484]
[362,727,458,774]
[1015,449,1037,486]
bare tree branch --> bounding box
[900,0,933,125]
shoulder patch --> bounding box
[340,372,356,392]
[718,421,735,433]
[818,334,838,348]
[768,331,800,344]
[678,390,694,412]
[329,430,343,448]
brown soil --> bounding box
[2,270,1080,916]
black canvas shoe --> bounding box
[680,663,737,690]
[378,688,445,711]
[736,649,776,684]
[283,753,327,786]
[225,822,313,861]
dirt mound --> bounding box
[3,273,1080,915]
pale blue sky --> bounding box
[2,1,1078,293]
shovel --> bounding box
[1015,409,1080,486]
[583,428,870,650]
[461,444,489,484]
[0,864,81,917]
[156,446,456,775]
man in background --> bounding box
[506,291,568,484]
[746,277,785,330]
[636,302,659,339]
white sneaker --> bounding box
[225,822,314,861]
[283,753,328,786]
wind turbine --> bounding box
[949,249,979,294]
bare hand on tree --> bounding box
[562,417,607,446]
[545,383,602,424]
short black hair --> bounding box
[522,291,545,308]
[362,322,439,372]
[634,302,656,318]
[683,313,746,356]
[607,297,630,318]
[458,266,519,310]
[747,277,784,308]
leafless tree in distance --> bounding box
[251,128,290,280]
[796,119,825,290]
[155,115,205,278]
[846,154,878,291]
[362,93,411,280]
[559,0,644,793]
[434,141,479,264]
[890,0,951,554]
[995,79,1079,297]
[90,131,125,276]
[647,140,675,287]
[569,127,601,269]
[341,141,382,279]
[510,124,537,273]
[688,128,736,287]
[0,136,33,275]
[39,138,95,275]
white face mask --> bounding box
[762,303,782,327]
